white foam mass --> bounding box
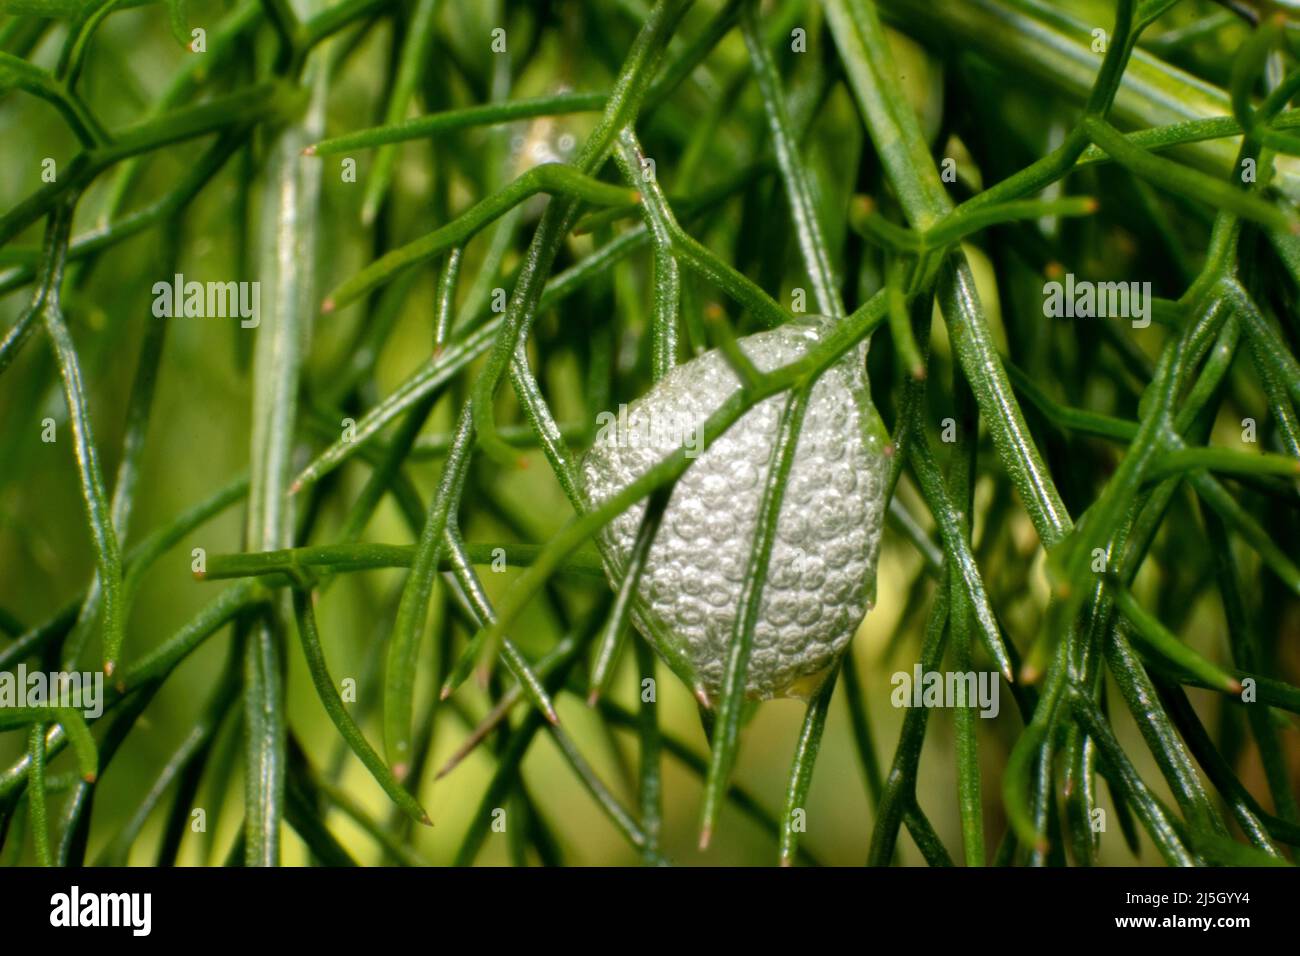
[581,320,889,702]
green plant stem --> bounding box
[1067,687,1195,866]
[309,91,608,155]
[468,0,690,466]
[36,198,125,677]
[323,164,638,311]
[27,724,50,865]
[291,589,430,824]
[741,4,841,318]
[700,386,810,846]
[384,402,473,772]
[632,636,662,865]
[588,488,670,702]
[778,663,837,866]
[241,36,327,866]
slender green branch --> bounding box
[702,385,810,848]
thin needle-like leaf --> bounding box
[241,38,327,866]
[290,589,430,824]
[779,664,838,866]
[36,197,125,677]
[27,723,50,866]
[701,385,810,849]
[384,402,474,775]
[323,165,639,312]
[906,401,1014,682]
[441,524,560,726]
[588,487,670,704]
[357,0,438,224]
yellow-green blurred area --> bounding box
[2,0,1298,866]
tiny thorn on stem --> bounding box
[320,298,336,314]
[302,144,317,156]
